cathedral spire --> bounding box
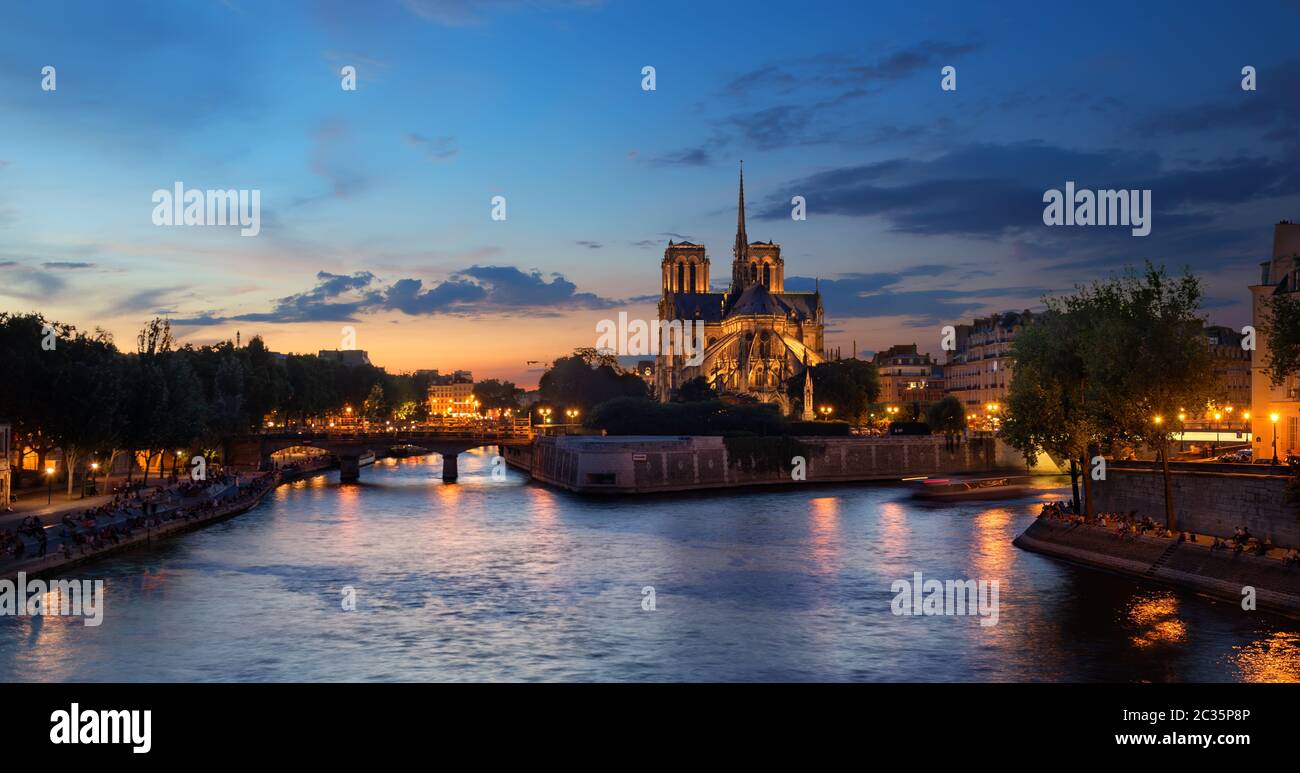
[733,161,748,261]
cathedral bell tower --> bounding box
[729,162,784,293]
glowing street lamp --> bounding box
[818,405,833,419]
[45,465,56,504]
[1271,412,1281,464]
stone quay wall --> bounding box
[1091,462,1296,546]
[1015,518,1300,617]
[505,435,1006,494]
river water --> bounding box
[2,449,1297,682]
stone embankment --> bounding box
[1015,517,1300,617]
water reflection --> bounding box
[1125,592,1188,649]
[1233,631,1300,683]
[0,461,1295,682]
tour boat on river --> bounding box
[910,476,1035,502]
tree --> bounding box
[1001,308,1100,515]
[45,328,124,496]
[926,396,966,450]
[538,352,647,411]
[676,376,717,402]
[1007,265,1216,529]
[785,359,880,423]
[1263,291,1300,386]
[473,379,524,414]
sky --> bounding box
[2,0,1298,387]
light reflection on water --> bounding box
[0,454,1297,682]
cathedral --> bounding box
[655,165,826,415]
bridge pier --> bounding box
[340,455,361,482]
[441,453,459,482]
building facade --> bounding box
[1249,221,1300,461]
[655,166,825,414]
[428,374,477,417]
[872,344,945,404]
[1203,325,1252,414]
[943,311,1034,414]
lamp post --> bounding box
[85,461,100,499]
[1271,413,1280,465]
[818,405,833,420]
[45,465,55,505]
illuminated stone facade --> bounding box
[655,167,825,414]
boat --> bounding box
[358,451,376,467]
[387,444,427,458]
[910,476,1035,502]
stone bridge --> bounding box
[227,431,531,482]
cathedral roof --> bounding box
[722,283,821,321]
[666,292,726,321]
[728,282,784,316]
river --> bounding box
[2,449,1297,682]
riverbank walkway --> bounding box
[0,471,277,579]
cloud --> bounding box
[786,270,1047,327]
[575,240,602,249]
[42,261,96,269]
[306,118,368,200]
[0,265,66,298]
[405,133,458,162]
[647,147,713,167]
[755,141,1300,275]
[174,264,622,325]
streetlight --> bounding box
[45,465,55,504]
[818,405,833,419]
[86,461,100,499]
[1271,413,1280,465]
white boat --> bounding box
[358,451,376,468]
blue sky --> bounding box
[2,0,1298,382]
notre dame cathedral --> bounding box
[655,165,826,414]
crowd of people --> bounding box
[1037,500,1300,563]
[0,468,274,565]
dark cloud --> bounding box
[647,147,713,167]
[1137,59,1300,140]
[175,264,621,324]
[755,142,1300,274]
[786,272,1047,327]
[42,261,96,269]
[575,240,602,249]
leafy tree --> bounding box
[473,379,524,414]
[676,376,717,402]
[785,359,880,423]
[1263,291,1300,386]
[1001,308,1102,515]
[926,395,966,450]
[1006,265,1216,529]
[45,328,124,496]
[539,352,647,411]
